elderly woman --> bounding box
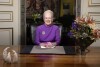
[35,10,60,48]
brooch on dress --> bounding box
[42,31,45,35]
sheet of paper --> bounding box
[40,46,55,48]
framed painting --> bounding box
[26,0,60,19]
[60,0,76,16]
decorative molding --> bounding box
[88,0,100,6]
[0,11,13,22]
[0,28,13,45]
[95,24,100,29]
[88,12,100,24]
[0,0,13,6]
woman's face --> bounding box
[43,13,53,25]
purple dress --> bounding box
[35,24,60,45]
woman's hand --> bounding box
[46,42,53,48]
[40,42,56,48]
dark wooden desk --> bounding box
[0,45,100,67]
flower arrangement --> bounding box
[67,16,100,52]
[68,16,99,40]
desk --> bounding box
[0,45,100,67]
[20,45,78,55]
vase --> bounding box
[80,44,88,55]
[76,37,94,55]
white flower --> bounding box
[88,23,96,29]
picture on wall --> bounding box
[26,0,60,19]
[60,0,76,16]
[63,3,70,15]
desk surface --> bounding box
[0,45,100,67]
[20,45,77,55]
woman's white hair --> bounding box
[43,10,54,18]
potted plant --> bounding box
[32,13,41,24]
[67,16,100,54]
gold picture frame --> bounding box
[0,0,13,6]
[0,11,13,22]
[88,0,100,7]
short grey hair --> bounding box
[43,10,54,18]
